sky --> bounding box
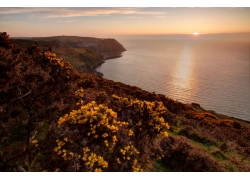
[0,2,249,38]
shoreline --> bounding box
[93,52,124,77]
[103,52,123,60]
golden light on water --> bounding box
[168,45,196,103]
[175,46,193,90]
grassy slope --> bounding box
[1,34,249,172]
[14,38,87,69]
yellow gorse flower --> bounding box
[82,149,108,170]
[128,129,134,136]
[94,168,102,172]
[31,140,38,144]
[102,133,108,138]
[83,147,90,153]
[161,131,168,137]
[117,158,121,164]
[54,90,170,171]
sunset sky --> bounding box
[1,2,249,38]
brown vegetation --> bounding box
[0,32,249,172]
[160,135,224,171]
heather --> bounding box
[0,32,249,172]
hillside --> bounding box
[13,35,126,76]
[0,32,250,172]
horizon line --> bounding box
[9,32,250,38]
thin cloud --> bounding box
[124,16,144,19]
[0,7,168,18]
[155,16,169,18]
[124,16,137,19]
[85,20,105,23]
[42,8,132,18]
[66,20,78,23]
[0,21,27,24]
[0,7,50,14]
[44,8,167,18]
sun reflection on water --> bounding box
[168,45,196,103]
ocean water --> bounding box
[96,34,250,121]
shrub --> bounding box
[0,33,81,171]
[51,88,170,171]
[160,135,224,172]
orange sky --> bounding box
[0,7,249,37]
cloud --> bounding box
[55,19,78,23]
[0,7,49,14]
[0,7,168,18]
[0,20,27,24]
[124,16,137,19]
[154,15,169,18]
[124,16,144,19]
[66,20,78,23]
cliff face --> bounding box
[0,32,250,172]
[13,36,126,76]
[98,38,126,52]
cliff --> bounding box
[0,32,249,172]
[13,35,126,76]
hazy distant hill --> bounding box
[13,36,126,76]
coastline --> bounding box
[103,52,123,60]
[81,38,126,77]
[93,51,124,77]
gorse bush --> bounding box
[111,94,170,138]
[52,88,170,171]
[0,33,82,171]
[2,32,248,172]
[0,32,171,171]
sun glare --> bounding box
[193,32,199,36]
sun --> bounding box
[193,32,199,36]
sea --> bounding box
[96,33,250,121]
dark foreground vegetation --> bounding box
[0,32,249,172]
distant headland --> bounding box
[13,35,126,76]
